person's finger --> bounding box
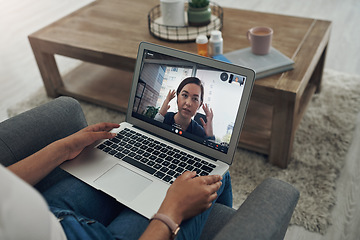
[101,122,120,130]
[199,117,206,127]
[205,202,213,210]
[177,171,196,181]
[168,90,176,99]
[204,106,213,119]
[202,104,208,113]
[209,190,217,202]
[207,181,222,193]
[209,108,213,118]
[85,123,119,132]
[171,93,176,100]
[88,131,116,142]
[200,174,222,185]
[208,191,218,202]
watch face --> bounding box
[173,226,180,236]
[171,226,180,240]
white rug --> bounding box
[7,69,360,234]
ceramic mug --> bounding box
[247,26,273,55]
[160,0,185,27]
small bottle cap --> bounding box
[196,35,208,44]
[210,30,222,40]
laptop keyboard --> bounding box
[97,128,216,184]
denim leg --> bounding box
[51,206,115,240]
[44,172,232,240]
[213,171,233,208]
[106,208,149,240]
[43,176,125,226]
[105,172,232,240]
[177,171,233,240]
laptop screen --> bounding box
[131,49,248,155]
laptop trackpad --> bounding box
[94,164,152,202]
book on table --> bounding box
[213,47,294,80]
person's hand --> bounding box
[157,171,222,225]
[60,122,119,161]
[200,103,214,137]
[158,89,176,117]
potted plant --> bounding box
[143,106,159,119]
[187,0,211,26]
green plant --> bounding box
[189,0,210,8]
[143,106,159,119]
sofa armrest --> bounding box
[200,203,236,240]
[0,97,87,192]
[212,178,299,240]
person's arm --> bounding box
[139,171,222,240]
[158,90,176,117]
[7,122,119,186]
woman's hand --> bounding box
[140,172,221,240]
[61,122,120,161]
[200,103,214,137]
[158,89,176,117]
[157,171,222,225]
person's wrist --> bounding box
[157,205,183,226]
[53,139,72,163]
[151,213,180,239]
[158,110,166,117]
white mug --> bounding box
[160,0,185,27]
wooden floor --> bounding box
[1,0,359,239]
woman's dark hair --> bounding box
[176,77,204,105]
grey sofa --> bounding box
[0,97,299,240]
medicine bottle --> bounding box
[196,35,208,57]
[209,30,223,57]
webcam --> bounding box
[220,72,228,81]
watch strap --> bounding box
[151,213,180,238]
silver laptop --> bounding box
[61,42,255,219]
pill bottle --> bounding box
[209,30,223,57]
[196,35,208,57]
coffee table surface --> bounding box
[29,0,331,168]
[30,0,328,88]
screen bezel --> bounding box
[126,42,255,165]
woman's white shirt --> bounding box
[0,165,66,240]
[154,112,165,122]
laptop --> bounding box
[61,42,255,219]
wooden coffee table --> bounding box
[29,0,331,168]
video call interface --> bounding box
[132,50,247,154]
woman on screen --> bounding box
[154,77,215,140]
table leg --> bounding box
[29,38,62,97]
[269,90,298,168]
[312,45,328,94]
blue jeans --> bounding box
[43,172,232,240]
